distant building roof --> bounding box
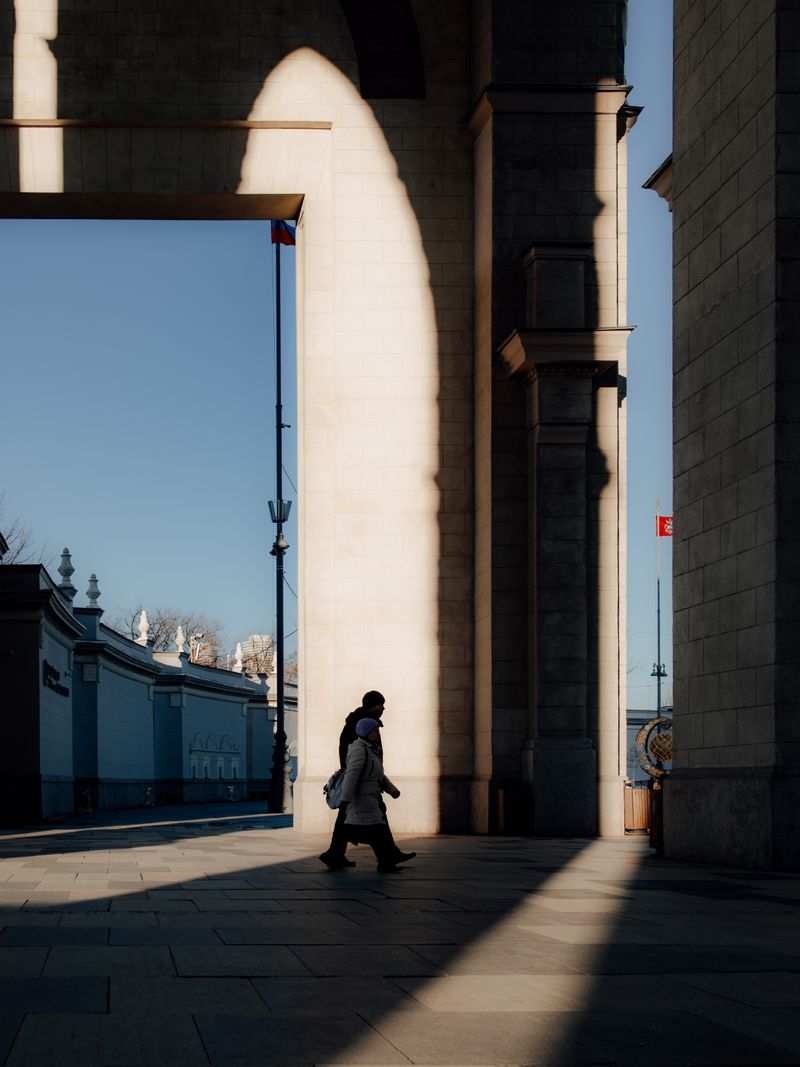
[643,153,673,211]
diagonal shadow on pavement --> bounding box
[1,805,799,1066]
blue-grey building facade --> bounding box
[0,563,296,823]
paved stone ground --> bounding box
[0,802,799,1066]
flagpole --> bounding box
[656,500,662,715]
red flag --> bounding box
[657,515,673,537]
[271,220,296,246]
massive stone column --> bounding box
[499,331,629,835]
[0,0,633,839]
[666,0,800,870]
[471,0,633,834]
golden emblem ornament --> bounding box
[649,731,672,764]
[634,717,673,778]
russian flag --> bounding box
[271,220,296,246]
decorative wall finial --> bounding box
[58,548,77,602]
[86,573,101,608]
[136,609,150,646]
[176,625,186,655]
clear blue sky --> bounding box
[625,0,674,711]
[1,1,673,701]
[0,220,298,652]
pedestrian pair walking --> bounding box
[319,691,416,873]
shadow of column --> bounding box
[0,806,597,1064]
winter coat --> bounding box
[339,738,399,825]
[338,709,383,768]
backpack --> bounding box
[323,741,368,809]
[323,768,346,809]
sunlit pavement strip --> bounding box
[0,804,799,1065]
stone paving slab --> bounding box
[409,939,585,975]
[697,1006,800,1058]
[0,977,108,1014]
[172,944,312,977]
[0,926,109,946]
[674,971,800,1008]
[391,972,739,1014]
[43,945,176,977]
[109,976,268,1014]
[0,802,799,1065]
[360,1009,592,1065]
[290,944,443,976]
[214,924,341,944]
[60,911,159,927]
[195,1012,410,1065]
[0,947,47,976]
[564,1010,797,1067]
[250,976,417,1016]
[108,925,225,945]
[5,1011,209,1066]
[0,911,61,926]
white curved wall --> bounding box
[239,47,473,832]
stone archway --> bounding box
[238,48,452,832]
[1,0,633,837]
[2,4,475,834]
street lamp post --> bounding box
[268,222,293,814]
[268,499,291,812]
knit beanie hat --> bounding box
[355,717,382,738]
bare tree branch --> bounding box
[0,494,47,565]
[109,603,226,666]
[284,649,298,683]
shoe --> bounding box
[377,864,403,873]
[393,851,416,864]
[319,852,356,869]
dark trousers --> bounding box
[344,822,397,867]
[327,805,351,860]
[327,805,400,860]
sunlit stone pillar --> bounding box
[12,0,63,192]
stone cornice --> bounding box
[498,327,633,379]
[0,567,85,638]
[643,153,673,212]
[0,192,303,221]
[469,83,633,137]
[153,670,263,700]
[74,641,161,680]
[0,118,331,130]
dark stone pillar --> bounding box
[523,370,596,834]
[500,328,630,835]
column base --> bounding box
[664,768,800,871]
[471,776,531,834]
[598,774,626,837]
[523,738,597,836]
